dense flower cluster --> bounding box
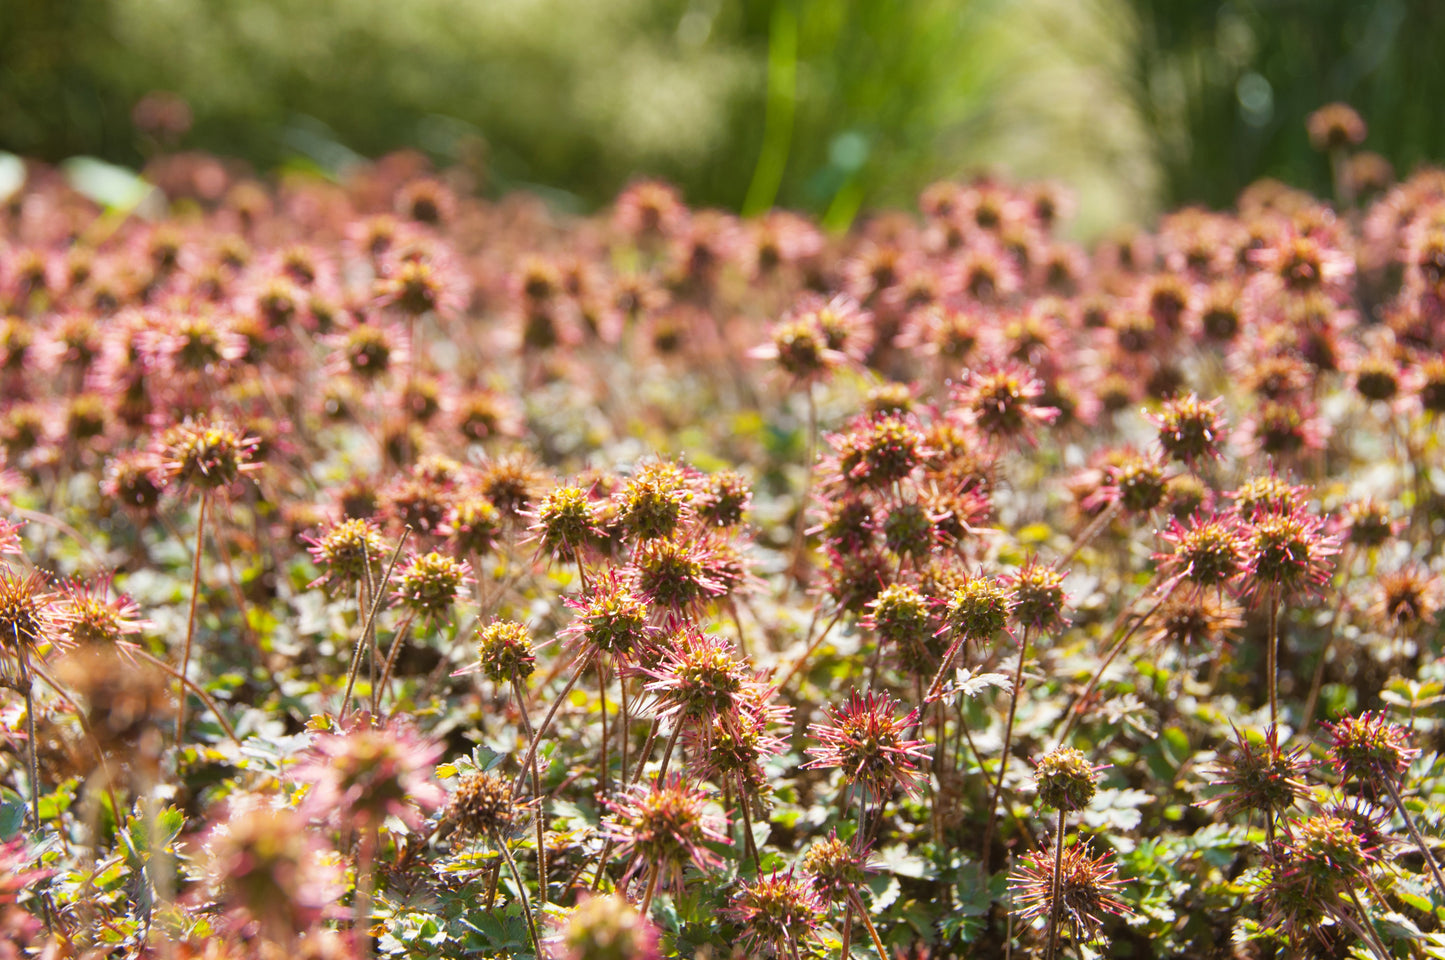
[0,107,1443,960]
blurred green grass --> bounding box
[1,0,1441,232]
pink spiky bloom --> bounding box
[726,868,826,957]
[603,774,730,895]
[951,360,1059,449]
[1240,505,1339,604]
[803,690,931,803]
[295,713,446,831]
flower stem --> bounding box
[1053,579,1174,746]
[1384,775,1445,902]
[846,886,887,960]
[598,658,610,802]
[736,773,762,873]
[373,609,418,714]
[17,648,40,828]
[129,648,240,744]
[513,678,548,908]
[174,492,207,742]
[775,605,845,692]
[639,861,660,918]
[981,626,1031,874]
[1343,883,1393,960]
[493,832,541,958]
[1266,588,1280,730]
[656,722,684,781]
[1045,821,1066,960]
[1059,500,1120,569]
[342,529,410,720]
[512,652,590,795]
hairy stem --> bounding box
[981,626,1031,874]
[175,492,208,742]
[1385,776,1445,902]
[1053,580,1175,746]
[512,677,548,907]
[493,833,540,958]
[343,529,410,719]
[1266,588,1280,730]
[18,649,40,829]
[847,886,887,960]
[1045,821,1066,960]
[512,652,591,795]
[374,609,418,714]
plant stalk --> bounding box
[174,492,208,742]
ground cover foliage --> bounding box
[2,106,1445,958]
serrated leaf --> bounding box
[953,669,1012,699]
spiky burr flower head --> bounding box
[685,686,789,791]
[532,483,600,563]
[803,689,931,803]
[158,417,259,491]
[1323,712,1419,795]
[1010,838,1132,945]
[1107,452,1167,514]
[603,774,729,894]
[1149,393,1228,465]
[880,502,938,562]
[1148,590,1243,653]
[1006,557,1069,632]
[1155,512,1246,590]
[1285,814,1376,888]
[551,894,661,960]
[205,800,341,940]
[102,451,167,513]
[297,715,445,831]
[0,566,71,683]
[864,583,934,647]
[951,360,1059,447]
[727,869,826,957]
[472,619,537,683]
[941,573,1012,643]
[754,316,840,385]
[1230,473,1308,521]
[562,569,651,660]
[304,518,386,593]
[641,623,752,728]
[1241,507,1339,602]
[1206,725,1310,821]
[800,832,869,905]
[828,412,929,491]
[59,574,149,649]
[629,535,725,615]
[1340,498,1397,548]
[1371,564,1442,629]
[1259,814,1377,950]
[448,770,515,838]
[390,551,471,618]
[1034,746,1101,812]
[696,470,751,528]
[441,495,504,557]
[618,461,693,541]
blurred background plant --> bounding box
[1,0,1442,234]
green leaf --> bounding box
[0,801,24,839]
